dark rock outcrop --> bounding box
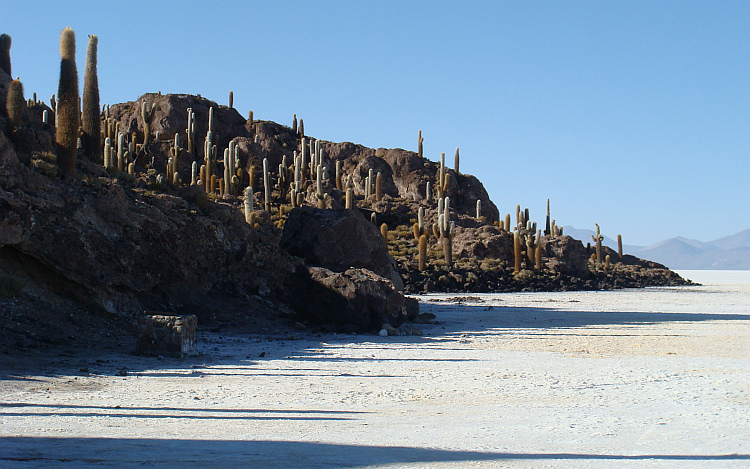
[287,266,409,332]
[280,206,404,290]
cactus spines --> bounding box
[417,234,428,271]
[617,234,623,261]
[380,223,388,242]
[228,90,233,109]
[263,157,270,212]
[56,27,79,178]
[0,34,10,76]
[345,187,354,209]
[6,78,24,128]
[140,99,156,146]
[81,34,100,160]
[454,147,460,174]
[592,223,604,267]
[417,130,424,158]
[375,171,383,201]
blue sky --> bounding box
[5,0,749,246]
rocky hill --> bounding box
[1,70,690,352]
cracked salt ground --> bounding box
[1,270,749,468]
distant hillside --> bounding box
[564,227,750,270]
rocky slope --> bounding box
[0,85,690,354]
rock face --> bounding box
[540,235,590,277]
[287,266,410,331]
[280,206,404,290]
[0,127,298,321]
[453,225,513,261]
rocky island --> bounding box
[0,30,688,354]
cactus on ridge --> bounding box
[55,27,80,178]
[81,35,100,160]
[0,34,11,76]
[5,78,24,128]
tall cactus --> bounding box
[55,27,79,178]
[439,197,456,265]
[170,134,182,184]
[513,230,522,274]
[544,199,551,236]
[375,171,383,201]
[345,187,354,209]
[244,186,254,222]
[0,34,11,76]
[81,35,100,160]
[417,130,424,158]
[103,137,112,168]
[617,234,623,262]
[418,234,428,272]
[186,108,195,155]
[141,99,156,146]
[592,223,604,267]
[263,157,271,212]
[475,199,482,220]
[454,147,460,174]
[5,78,24,128]
[228,90,233,109]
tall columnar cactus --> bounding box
[425,181,431,202]
[170,134,182,184]
[375,171,383,201]
[535,241,543,270]
[380,223,388,242]
[81,35,100,160]
[418,234,428,272]
[437,152,446,199]
[617,234,623,262]
[248,110,253,124]
[141,99,156,146]
[103,137,112,168]
[592,223,604,267]
[0,34,11,76]
[417,130,424,158]
[5,78,24,128]
[513,230,522,274]
[438,197,456,265]
[335,160,342,190]
[186,108,195,155]
[345,187,354,209]
[56,27,79,178]
[476,199,482,220]
[454,147,460,174]
[191,161,198,185]
[244,186,254,222]
[299,118,304,138]
[117,132,126,170]
[505,213,511,233]
[228,90,233,109]
[263,157,271,212]
[292,113,297,134]
[315,164,329,209]
[413,206,426,240]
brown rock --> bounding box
[287,266,410,331]
[280,206,404,290]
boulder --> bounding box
[540,235,590,277]
[452,225,513,261]
[280,206,404,290]
[287,266,410,331]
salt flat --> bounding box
[1,272,749,468]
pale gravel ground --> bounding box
[1,270,748,468]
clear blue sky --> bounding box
[5,0,749,246]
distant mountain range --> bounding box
[563,227,750,270]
